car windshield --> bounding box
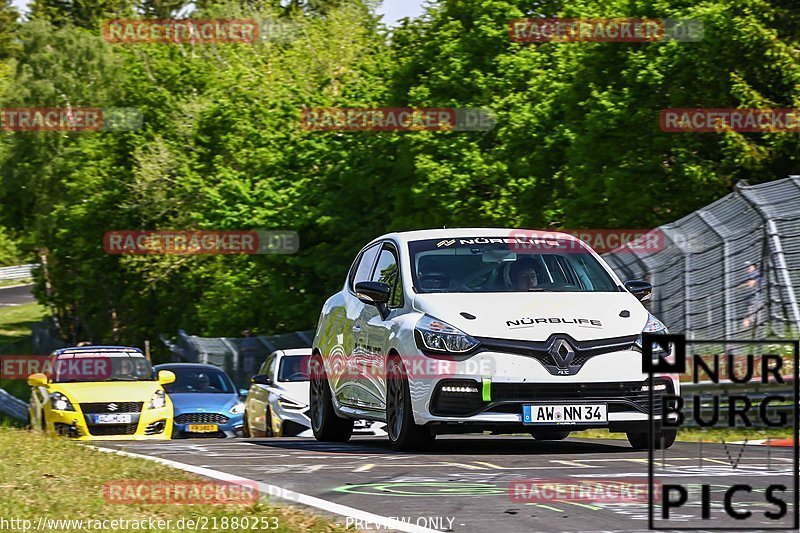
[409,237,618,293]
[162,367,235,394]
[278,356,310,382]
[53,353,155,383]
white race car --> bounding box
[311,229,678,451]
[243,349,386,438]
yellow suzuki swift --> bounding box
[27,346,176,440]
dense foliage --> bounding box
[0,0,798,344]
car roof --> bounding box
[154,363,229,373]
[276,348,312,357]
[374,228,582,246]
[54,346,144,358]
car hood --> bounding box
[50,381,162,403]
[273,381,310,407]
[169,392,239,414]
[411,292,648,341]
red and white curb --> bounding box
[729,439,795,447]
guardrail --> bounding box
[0,264,36,282]
[0,387,29,422]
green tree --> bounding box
[0,0,19,59]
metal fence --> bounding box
[160,329,315,388]
[604,176,800,341]
[0,264,35,281]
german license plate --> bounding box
[94,414,132,424]
[187,424,218,433]
[523,404,607,425]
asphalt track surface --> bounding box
[0,283,35,306]
[100,435,798,532]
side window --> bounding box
[350,244,381,290]
[267,356,278,380]
[371,246,404,308]
[260,355,274,378]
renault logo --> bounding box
[549,339,575,369]
[107,403,119,412]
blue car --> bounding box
[155,363,246,438]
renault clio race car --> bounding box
[311,229,678,451]
[27,346,175,440]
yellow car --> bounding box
[28,346,175,440]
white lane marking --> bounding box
[89,445,439,533]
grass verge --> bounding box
[572,427,794,443]
[0,426,346,532]
[0,279,33,288]
[0,302,48,402]
[0,301,46,346]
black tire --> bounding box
[242,411,251,438]
[309,353,353,442]
[264,406,275,438]
[531,430,570,441]
[386,356,435,452]
[627,428,677,450]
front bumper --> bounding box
[46,405,173,441]
[407,349,679,430]
[172,413,244,438]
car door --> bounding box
[334,243,381,406]
[247,354,274,433]
[362,242,404,410]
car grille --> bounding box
[80,402,143,414]
[175,413,229,425]
[475,334,638,376]
[86,424,139,437]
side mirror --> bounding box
[239,388,249,398]
[251,374,272,386]
[27,373,48,387]
[157,370,176,385]
[355,281,391,319]
[624,280,653,302]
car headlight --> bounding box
[50,392,75,412]
[635,313,669,356]
[147,390,166,410]
[230,402,245,415]
[278,396,307,410]
[414,314,479,353]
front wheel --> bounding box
[627,428,677,449]
[386,356,435,451]
[309,354,353,442]
[242,411,252,437]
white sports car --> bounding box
[311,229,678,451]
[243,349,386,438]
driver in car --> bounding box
[509,258,540,291]
[195,373,217,392]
